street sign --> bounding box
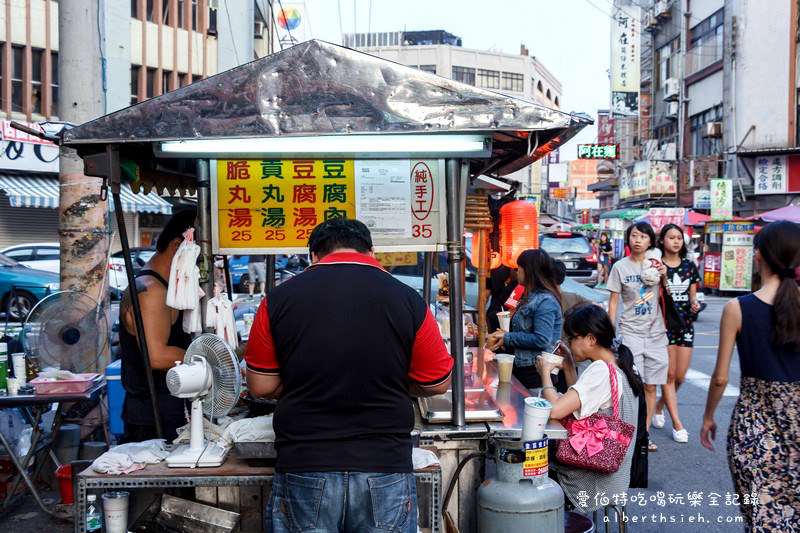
[211,158,446,254]
[577,143,620,160]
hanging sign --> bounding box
[720,234,753,292]
[754,156,787,194]
[0,120,59,173]
[703,252,721,289]
[610,6,641,115]
[710,179,733,221]
[693,189,711,209]
[648,207,685,232]
[577,143,619,160]
[211,159,446,254]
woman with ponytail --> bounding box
[701,220,800,531]
[536,304,642,513]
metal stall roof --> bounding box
[61,40,589,176]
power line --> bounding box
[223,0,240,64]
[303,0,314,40]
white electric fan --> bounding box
[165,334,241,468]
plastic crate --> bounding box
[105,360,125,436]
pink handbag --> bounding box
[555,361,635,473]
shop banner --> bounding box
[710,179,733,221]
[273,2,308,49]
[648,207,685,232]
[597,113,615,145]
[610,6,641,115]
[648,162,677,196]
[754,156,787,194]
[212,159,445,254]
[0,120,59,173]
[613,237,626,259]
[693,189,711,209]
[703,252,721,289]
[720,234,753,292]
[517,194,541,214]
[630,162,649,197]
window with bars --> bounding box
[162,70,171,94]
[146,0,156,22]
[11,45,23,113]
[689,105,723,156]
[51,52,59,116]
[452,66,475,86]
[690,9,724,49]
[146,67,157,98]
[502,72,523,92]
[192,0,198,30]
[31,49,43,115]
[178,0,185,28]
[477,69,500,89]
[162,0,171,24]
[131,67,139,105]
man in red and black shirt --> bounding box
[245,218,452,533]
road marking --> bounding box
[683,369,740,397]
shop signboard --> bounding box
[375,252,418,267]
[619,168,631,200]
[630,161,649,197]
[211,158,446,254]
[693,189,711,209]
[597,113,615,144]
[0,120,59,173]
[648,207,685,232]
[710,179,733,221]
[703,252,721,289]
[754,156,786,194]
[648,162,677,196]
[610,6,641,115]
[551,188,568,199]
[720,234,753,292]
[577,143,619,160]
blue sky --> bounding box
[295,0,613,157]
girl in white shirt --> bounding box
[536,304,644,513]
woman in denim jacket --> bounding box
[488,249,564,390]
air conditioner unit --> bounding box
[703,122,723,138]
[663,77,680,101]
[644,10,658,30]
[665,101,679,118]
[655,0,671,18]
[254,20,265,39]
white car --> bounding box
[0,243,60,274]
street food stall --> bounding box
[701,220,755,293]
[53,40,589,532]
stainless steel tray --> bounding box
[418,390,504,423]
[449,373,486,392]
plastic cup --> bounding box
[11,353,26,385]
[102,491,130,533]
[496,354,515,383]
[243,313,255,331]
[7,377,21,396]
[496,311,511,331]
[495,382,512,404]
[541,352,564,375]
[522,396,552,442]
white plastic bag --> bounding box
[166,228,201,310]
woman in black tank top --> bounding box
[701,221,800,531]
[119,269,192,442]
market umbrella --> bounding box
[754,205,800,223]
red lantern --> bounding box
[499,200,539,268]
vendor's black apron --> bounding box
[119,269,192,442]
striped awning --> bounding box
[0,174,172,215]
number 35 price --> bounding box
[412,224,432,239]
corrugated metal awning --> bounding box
[0,174,172,214]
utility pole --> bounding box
[59,0,110,368]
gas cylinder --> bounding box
[477,438,564,533]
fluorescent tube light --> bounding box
[155,134,491,159]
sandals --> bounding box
[648,440,658,452]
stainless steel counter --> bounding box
[472,349,567,440]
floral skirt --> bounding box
[727,377,800,530]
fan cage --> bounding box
[185,334,241,418]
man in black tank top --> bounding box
[118,210,196,442]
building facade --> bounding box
[0,0,272,250]
[345,30,563,197]
[597,0,800,216]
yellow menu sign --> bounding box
[214,159,356,250]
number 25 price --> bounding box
[412,224,432,239]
